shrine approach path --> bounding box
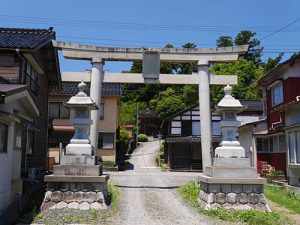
[109,140,220,225]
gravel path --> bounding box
[109,140,219,225]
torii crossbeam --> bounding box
[53,40,248,170]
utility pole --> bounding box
[136,102,139,148]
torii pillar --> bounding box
[198,59,212,169]
[90,58,104,151]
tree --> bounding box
[210,59,264,106]
[119,101,146,126]
[175,42,197,74]
[150,88,186,118]
[216,36,233,47]
[234,30,263,64]
[181,84,198,106]
[264,52,284,74]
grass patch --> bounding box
[108,181,121,214]
[178,182,291,225]
[264,184,300,214]
[102,160,116,167]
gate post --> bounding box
[90,57,104,153]
[197,59,212,170]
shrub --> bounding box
[138,134,148,142]
[269,170,285,176]
[117,129,130,160]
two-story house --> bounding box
[48,72,122,164]
[0,27,60,224]
[239,55,300,187]
[259,55,300,186]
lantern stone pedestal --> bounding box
[198,85,270,212]
[41,82,109,211]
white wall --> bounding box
[285,104,300,127]
[0,123,14,211]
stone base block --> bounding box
[204,166,258,178]
[60,155,98,165]
[213,158,250,167]
[53,165,102,176]
[215,146,245,158]
[198,177,271,212]
[66,144,93,155]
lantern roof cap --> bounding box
[216,84,246,112]
[64,81,98,109]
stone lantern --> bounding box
[214,84,246,158]
[198,85,270,212]
[64,81,97,156]
[42,81,109,211]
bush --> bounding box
[138,134,148,142]
[269,170,285,176]
[117,129,130,160]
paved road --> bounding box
[109,140,219,225]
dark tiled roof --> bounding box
[0,27,55,49]
[239,99,263,112]
[49,82,122,96]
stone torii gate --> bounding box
[52,40,248,170]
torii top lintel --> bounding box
[52,40,249,63]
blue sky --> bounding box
[1,0,300,73]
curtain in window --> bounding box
[0,123,8,152]
[272,83,283,106]
[297,132,300,163]
[289,132,296,163]
[49,103,59,118]
[99,103,104,120]
[98,133,114,149]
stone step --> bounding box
[204,166,258,178]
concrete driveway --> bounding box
[108,140,218,225]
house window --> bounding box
[289,131,300,164]
[49,102,70,118]
[271,82,283,106]
[0,123,8,153]
[26,131,34,155]
[0,54,14,66]
[99,103,104,120]
[256,135,285,153]
[171,121,181,135]
[24,62,39,95]
[98,132,114,149]
[14,123,22,149]
[192,121,201,136]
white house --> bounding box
[0,84,39,223]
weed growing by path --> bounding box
[178,182,292,225]
[264,184,300,214]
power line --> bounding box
[1,14,300,33]
[260,17,300,41]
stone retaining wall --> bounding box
[47,182,107,196]
[198,182,271,212]
[41,190,106,211]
